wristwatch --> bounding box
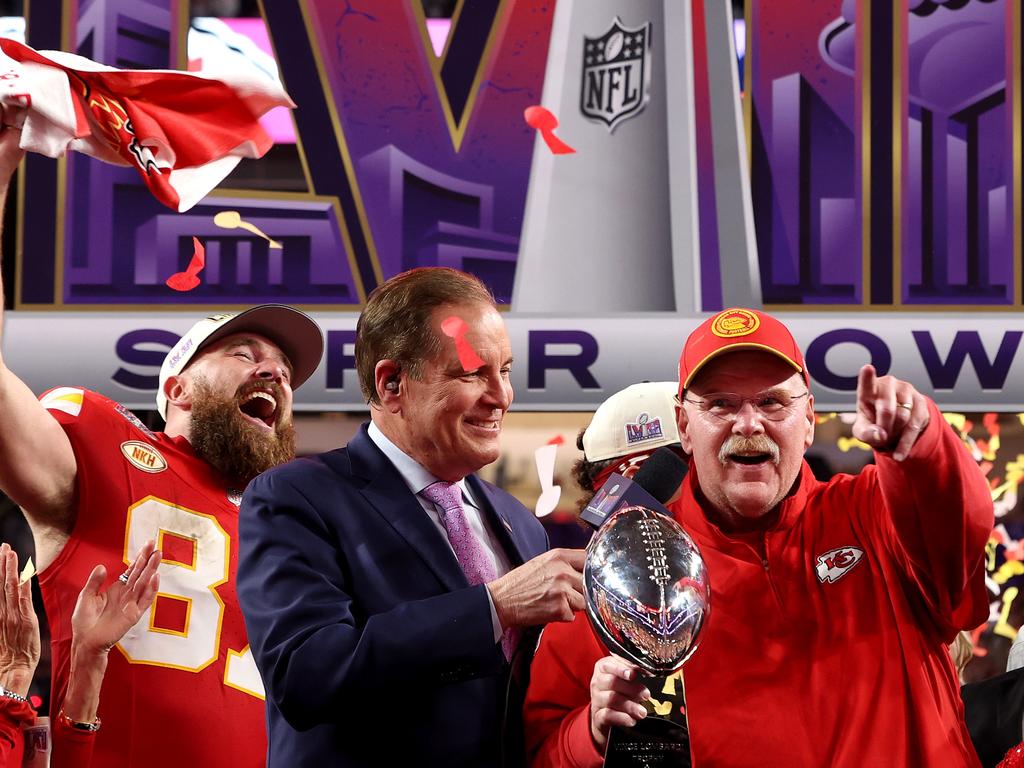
[0,684,28,704]
[58,710,102,732]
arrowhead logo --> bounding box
[814,546,864,584]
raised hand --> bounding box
[0,542,39,696]
[487,548,585,628]
[589,655,650,749]
[71,540,161,655]
[852,365,930,462]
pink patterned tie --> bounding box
[420,481,516,659]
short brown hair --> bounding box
[571,435,616,513]
[356,267,496,404]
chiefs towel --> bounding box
[0,38,294,212]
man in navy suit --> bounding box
[237,267,586,767]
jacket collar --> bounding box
[672,459,816,548]
[348,423,532,581]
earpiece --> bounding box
[384,379,399,392]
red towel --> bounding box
[0,38,294,211]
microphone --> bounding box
[632,447,689,504]
[579,447,689,529]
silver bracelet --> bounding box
[0,684,28,704]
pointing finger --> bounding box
[857,364,877,406]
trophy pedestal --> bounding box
[605,716,690,767]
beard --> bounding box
[188,378,297,485]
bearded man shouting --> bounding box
[0,127,323,768]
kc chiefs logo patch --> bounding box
[711,308,760,338]
[814,546,864,584]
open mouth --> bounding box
[728,452,772,466]
[238,389,278,429]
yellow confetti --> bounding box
[837,436,871,453]
[18,557,34,584]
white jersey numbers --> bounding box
[117,497,265,699]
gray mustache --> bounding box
[718,435,781,465]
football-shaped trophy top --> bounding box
[584,505,710,675]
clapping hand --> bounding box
[0,542,39,695]
[71,540,161,655]
[852,365,930,462]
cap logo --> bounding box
[166,336,195,370]
[711,309,760,338]
[625,411,664,445]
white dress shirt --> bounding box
[367,421,510,641]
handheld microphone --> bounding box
[579,447,688,529]
[632,447,688,505]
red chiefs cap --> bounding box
[678,308,808,393]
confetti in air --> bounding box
[440,315,485,372]
[524,105,576,155]
[18,556,34,584]
[533,443,562,518]
[165,237,206,292]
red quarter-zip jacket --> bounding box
[524,400,992,767]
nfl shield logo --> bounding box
[580,17,652,131]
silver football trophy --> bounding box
[585,504,710,766]
[514,0,759,313]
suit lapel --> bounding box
[349,427,467,592]
[468,475,533,568]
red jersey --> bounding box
[525,400,992,767]
[37,388,266,768]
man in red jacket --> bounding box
[524,307,993,767]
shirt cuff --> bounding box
[485,586,503,642]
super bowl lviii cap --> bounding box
[156,304,324,419]
[582,382,682,462]
[678,308,807,394]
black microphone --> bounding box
[579,447,688,529]
[632,447,688,504]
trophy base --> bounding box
[603,716,690,767]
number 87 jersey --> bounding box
[38,388,267,768]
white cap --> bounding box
[581,382,682,462]
[156,304,324,419]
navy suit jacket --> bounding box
[238,424,550,767]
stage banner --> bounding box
[5,0,1022,412]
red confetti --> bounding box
[166,237,206,292]
[547,435,565,446]
[524,105,576,155]
[440,315,485,372]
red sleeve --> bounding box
[0,696,36,765]
[523,611,606,768]
[871,398,994,634]
[51,715,97,768]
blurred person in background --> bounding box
[571,381,686,513]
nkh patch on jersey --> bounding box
[40,386,85,417]
[814,546,864,584]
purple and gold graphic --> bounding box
[749,0,1019,307]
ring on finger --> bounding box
[118,571,131,584]
[897,402,913,410]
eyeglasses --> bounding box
[678,390,810,422]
